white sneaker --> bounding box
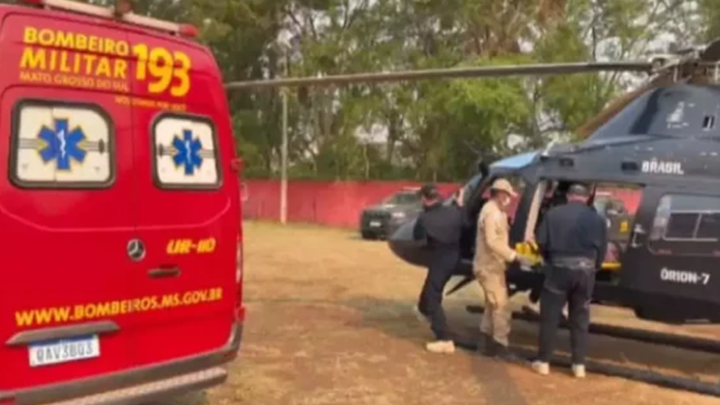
[531,361,550,376]
[562,304,569,319]
[524,301,541,316]
[426,340,455,354]
[412,305,430,324]
[572,364,586,378]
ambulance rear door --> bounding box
[126,31,238,367]
[0,14,136,391]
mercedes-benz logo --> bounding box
[127,239,146,261]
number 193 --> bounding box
[133,43,191,97]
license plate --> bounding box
[29,335,100,367]
[369,221,381,227]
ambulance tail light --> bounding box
[19,0,198,38]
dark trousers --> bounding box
[537,264,595,364]
[417,248,459,341]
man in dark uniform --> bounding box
[530,183,607,378]
[413,183,467,354]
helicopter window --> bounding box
[703,115,716,131]
[650,194,720,254]
[697,213,720,239]
[665,213,701,240]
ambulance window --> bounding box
[152,114,220,189]
[11,102,113,188]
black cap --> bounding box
[567,183,590,197]
[420,183,440,199]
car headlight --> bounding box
[391,212,406,219]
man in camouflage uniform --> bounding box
[474,178,527,361]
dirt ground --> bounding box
[166,221,720,405]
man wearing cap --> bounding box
[413,183,467,354]
[531,183,607,378]
[475,178,528,361]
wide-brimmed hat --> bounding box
[490,178,517,198]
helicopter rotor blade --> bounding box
[700,37,720,61]
[225,61,653,90]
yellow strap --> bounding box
[514,242,621,271]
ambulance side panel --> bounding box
[0,13,136,390]
[124,32,239,365]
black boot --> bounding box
[494,344,522,363]
[481,333,497,357]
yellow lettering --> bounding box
[38,29,54,46]
[116,41,130,56]
[20,47,46,70]
[15,311,34,328]
[59,51,71,73]
[74,52,81,73]
[88,36,99,53]
[197,237,217,253]
[75,33,87,51]
[73,304,84,320]
[48,49,57,70]
[55,31,74,48]
[171,51,191,97]
[95,302,111,317]
[114,59,127,79]
[14,288,225,327]
[104,38,116,55]
[85,304,97,318]
[147,47,173,93]
[167,239,195,255]
[24,26,38,44]
[83,54,97,75]
[133,43,148,80]
[96,57,111,77]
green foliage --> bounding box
[3,0,705,182]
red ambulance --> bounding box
[0,0,244,404]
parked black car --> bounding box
[359,188,423,240]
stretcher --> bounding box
[515,242,621,272]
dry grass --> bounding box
[163,221,720,405]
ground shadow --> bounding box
[340,296,720,384]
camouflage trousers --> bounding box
[476,268,511,347]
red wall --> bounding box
[242,180,459,228]
[242,180,644,229]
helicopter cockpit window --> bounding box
[649,194,720,256]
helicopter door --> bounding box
[620,186,720,313]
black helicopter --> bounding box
[226,39,720,325]
[389,62,720,325]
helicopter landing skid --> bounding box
[463,305,720,398]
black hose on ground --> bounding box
[466,305,720,354]
[453,340,720,398]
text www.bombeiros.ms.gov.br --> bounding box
[15,288,223,328]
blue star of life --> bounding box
[38,119,87,170]
[173,129,203,175]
